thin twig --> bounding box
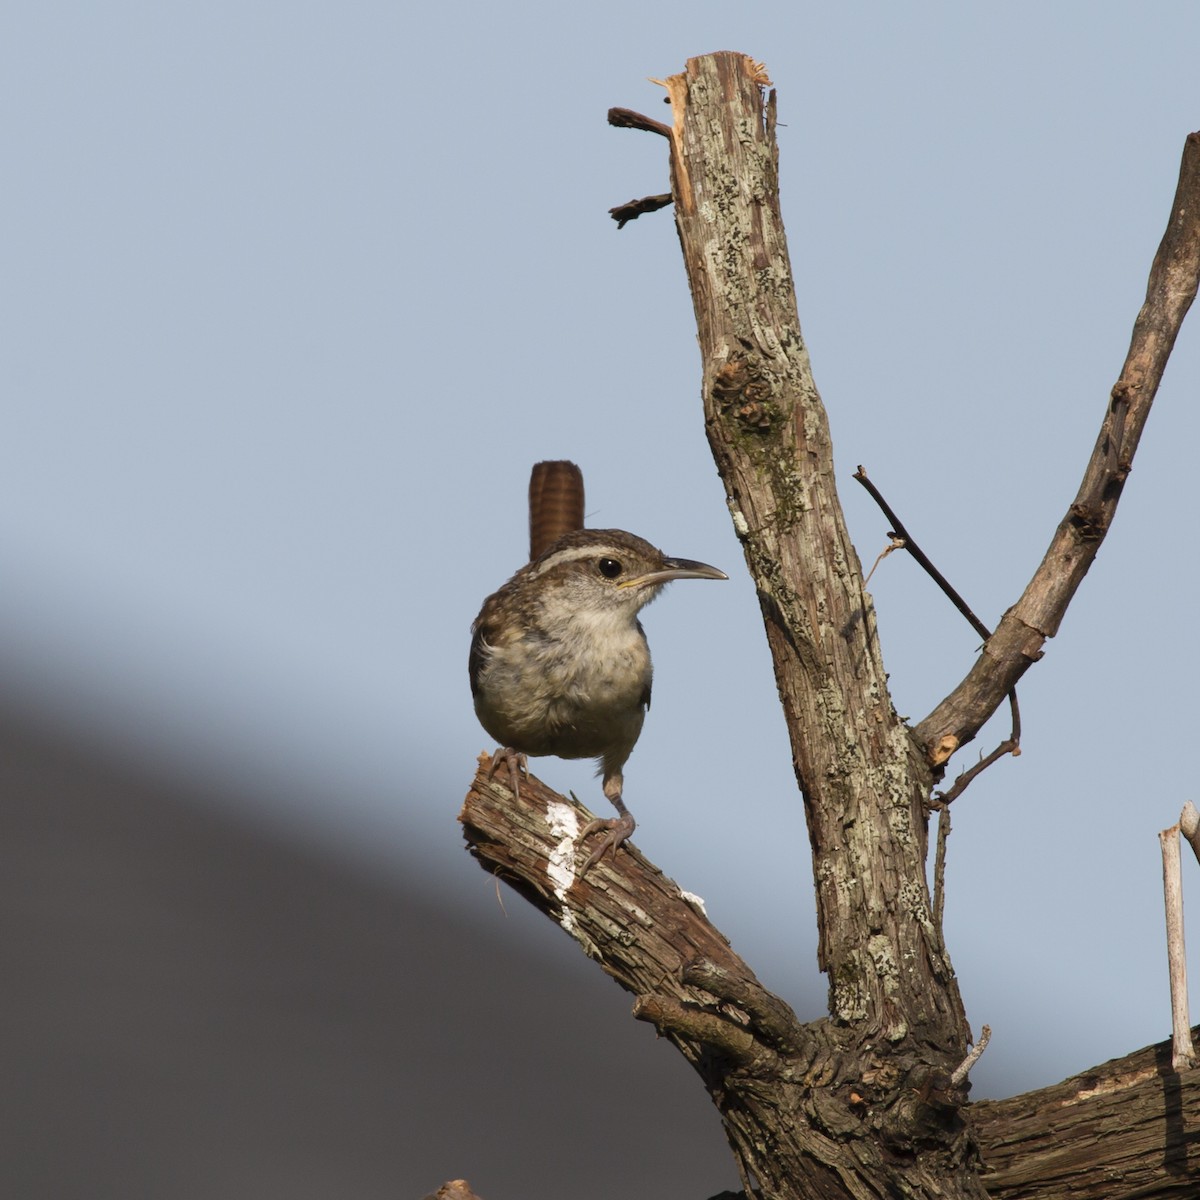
[951,1025,991,1085]
[853,466,991,641]
[934,736,1022,807]
[932,805,951,948]
[854,465,1021,788]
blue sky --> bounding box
[3,1,1199,1102]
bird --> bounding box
[469,461,727,870]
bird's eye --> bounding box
[597,557,623,579]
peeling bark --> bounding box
[663,51,967,1056]
[972,1035,1200,1198]
[462,761,984,1200]
[461,762,1200,1198]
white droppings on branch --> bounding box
[546,801,582,938]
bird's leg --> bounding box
[579,769,636,872]
[486,747,527,799]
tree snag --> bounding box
[461,51,1200,1199]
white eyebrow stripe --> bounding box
[527,543,622,579]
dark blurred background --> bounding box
[0,701,748,1198]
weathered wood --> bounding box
[1160,825,1197,1069]
[660,51,984,1195]
[913,131,1200,761]
[664,50,965,1046]
[463,758,1200,1200]
[460,756,783,1038]
[461,758,983,1200]
[459,50,1200,1200]
[971,1032,1200,1198]
[462,760,1200,1199]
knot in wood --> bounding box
[1068,502,1108,540]
[712,357,753,404]
[736,400,773,429]
[712,356,776,431]
[888,1066,968,1150]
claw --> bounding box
[487,747,527,799]
[579,811,636,874]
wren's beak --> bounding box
[619,557,729,589]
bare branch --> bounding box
[950,1024,991,1085]
[463,744,1200,1194]
[680,958,807,1053]
[1160,823,1197,1070]
[853,466,993,643]
[460,755,988,1197]
[933,736,1021,807]
[459,753,809,1070]
[932,805,950,946]
[605,108,675,227]
[854,465,1022,782]
[609,192,673,228]
[971,1029,1200,1195]
[632,995,765,1066]
[914,131,1200,761]
[607,105,672,138]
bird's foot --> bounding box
[486,747,528,799]
[579,811,636,874]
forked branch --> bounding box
[460,754,808,1066]
[462,758,1200,1196]
[460,53,1200,1200]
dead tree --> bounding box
[461,52,1200,1199]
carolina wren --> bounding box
[470,462,727,869]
